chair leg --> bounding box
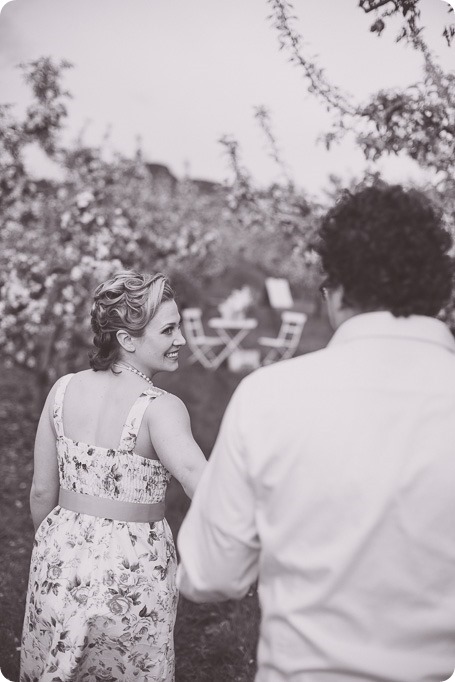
[188,347,220,370]
[280,345,299,361]
[262,348,280,365]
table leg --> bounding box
[210,329,251,369]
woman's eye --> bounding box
[163,321,180,335]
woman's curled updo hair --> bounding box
[89,270,175,371]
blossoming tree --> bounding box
[0,56,325,403]
[0,59,221,399]
[264,0,455,327]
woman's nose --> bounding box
[174,329,186,346]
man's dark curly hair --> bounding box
[317,184,454,317]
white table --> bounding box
[207,317,258,369]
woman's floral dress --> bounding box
[20,374,178,682]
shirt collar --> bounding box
[328,311,455,354]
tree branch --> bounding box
[267,0,356,117]
[359,0,396,14]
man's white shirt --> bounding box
[177,312,455,682]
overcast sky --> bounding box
[0,0,453,198]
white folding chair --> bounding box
[265,277,294,309]
[182,308,225,369]
[259,311,307,365]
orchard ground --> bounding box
[0,289,332,682]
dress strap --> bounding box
[53,374,75,439]
[118,387,166,452]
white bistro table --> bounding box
[207,317,258,370]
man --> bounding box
[177,185,455,681]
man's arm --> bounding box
[177,381,260,602]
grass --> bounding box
[0,303,332,682]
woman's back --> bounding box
[62,368,160,461]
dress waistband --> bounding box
[58,488,165,523]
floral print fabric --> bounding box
[20,374,178,682]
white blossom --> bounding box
[76,191,94,209]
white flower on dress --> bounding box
[103,570,115,586]
[46,562,63,580]
[107,595,131,616]
[70,585,90,605]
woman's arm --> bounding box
[30,383,60,531]
[146,393,207,498]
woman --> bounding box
[20,271,207,682]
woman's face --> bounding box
[131,299,186,377]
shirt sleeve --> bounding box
[176,379,260,602]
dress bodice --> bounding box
[53,374,171,504]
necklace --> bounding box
[114,362,154,386]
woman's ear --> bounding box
[116,329,136,353]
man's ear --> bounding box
[116,329,136,353]
[326,285,355,330]
[330,286,345,313]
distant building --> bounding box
[145,163,178,192]
[190,178,222,196]
[145,162,223,196]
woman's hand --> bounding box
[146,393,207,498]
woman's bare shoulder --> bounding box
[146,391,190,423]
[68,368,102,385]
[46,370,103,410]
[64,369,112,394]
[43,371,81,421]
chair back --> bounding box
[278,311,308,351]
[182,308,205,342]
[265,277,294,309]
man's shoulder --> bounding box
[239,346,335,396]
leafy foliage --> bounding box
[0,59,227,395]
[267,0,454,183]
[219,131,321,288]
[358,0,454,47]
[266,0,455,327]
[0,58,321,398]
[267,1,454,179]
